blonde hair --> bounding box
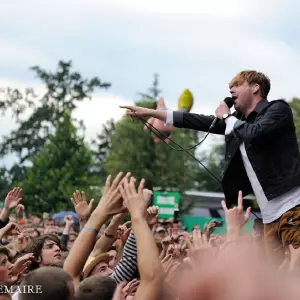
[229,70,271,99]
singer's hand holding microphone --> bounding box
[215,97,234,119]
[120,96,234,130]
[209,97,234,130]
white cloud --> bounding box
[74,92,132,141]
[0,79,42,91]
[0,77,132,167]
[0,38,51,68]
[107,11,300,117]
[107,0,246,15]
[104,0,284,17]
[0,0,288,34]
[0,78,130,142]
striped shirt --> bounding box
[111,230,137,283]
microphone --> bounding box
[209,97,234,130]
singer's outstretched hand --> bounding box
[119,105,153,118]
[215,101,231,120]
[120,105,167,122]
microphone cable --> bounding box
[132,112,261,219]
[133,112,221,182]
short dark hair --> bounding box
[33,229,41,237]
[75,275,117,300]
[0,247,10,258]
[19,267,73,300]
[27,234,61,270]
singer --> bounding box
[121,70,300,261]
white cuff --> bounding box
[165,110,174,126]
[225,116,238,135]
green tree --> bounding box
[93,119,116,178]
[18,112,99,213]
[194,142,225,192]
[138,73,161,102]
[289,98,300,145]
[93,73,160,179]
[0,60,110,182]
[0,168,11,202]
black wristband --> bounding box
[104,231,114,239]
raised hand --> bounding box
[112,283,127,300]
[0,222,20,239]
[96,172,130,216]
[143,189,153,204]
[4,187,22,210]
[221,191,251,239]
[119,177,147,219]
[116,221,131,245]
[15,231,31,253]
[185,228,213,263]
[71,191,94,221]
[203,220,217,240]
[11,253,34,275]
[166,244,175,257]
[145,206,159,225]
[122,279,140,297]
[159,235,173,260]
[161,255,181,283]
[64,215,74,226]
[119,105,152,119]
[168,227,180,242]
[161,235,172,247]
[16,204,25,219]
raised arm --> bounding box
[71,190,94,230]
[119,177,162,300]
[0,188,22,228]
[60,215,74,249]
[92,213,125,257]
[173,111,226,134]
[111,195,156,284]
[120,105,167,122]
[120,105,226,135]
[63,172,129,286]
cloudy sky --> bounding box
[0,0,300,166]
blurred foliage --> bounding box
[17,112,100,212]
[0,60,109,177]
[0,60,109,211]
[289,98,300,146]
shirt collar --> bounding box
[253,98,269,114]
[246,99,269,120]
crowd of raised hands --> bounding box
[0,173,299,300]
